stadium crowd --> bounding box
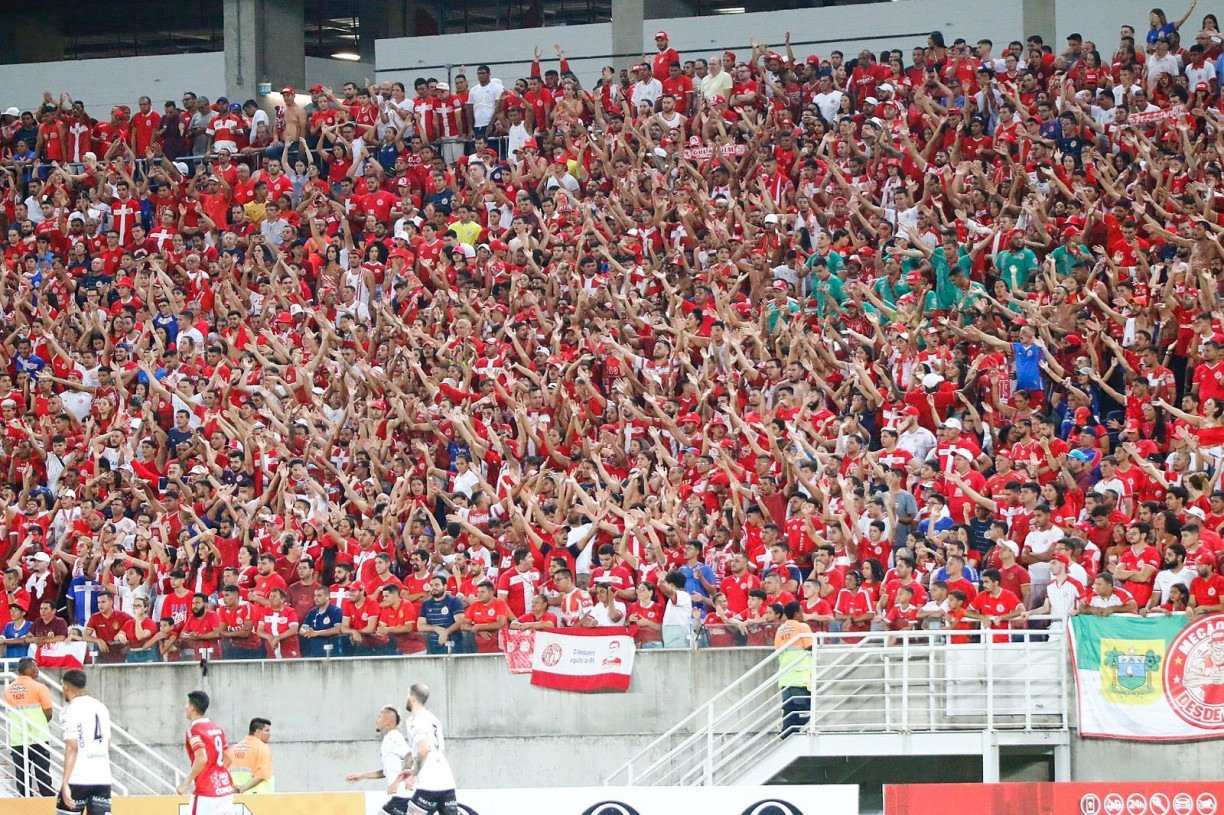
[2,4,1224,663]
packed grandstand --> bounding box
[1,3,1224,666]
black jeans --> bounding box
[781,686,810,739]
[11,741,53,796]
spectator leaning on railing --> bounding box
[2,4,1224,665]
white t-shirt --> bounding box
[467,79,505,128]
[811,90,843,122]
[380,728,412,798]
[663,589,694,628]
[1022,527,1065,584]
[1044,577,1083,624]
[588,599,627,627]
[1152,566,1197,605]
[407,709,456,792]
[62,695,113,786]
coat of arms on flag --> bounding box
[1102,641,1163,701]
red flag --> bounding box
[36,641,87,669]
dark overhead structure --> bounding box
[0,0,858,64]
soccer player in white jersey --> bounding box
[392,683,458,815]
[58,669,113,815]
[346,705,413,814]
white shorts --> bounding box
[190,794,233,815]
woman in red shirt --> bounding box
[627,582,665,648]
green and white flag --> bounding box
[1069,614,1224,740]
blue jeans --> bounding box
[125,649,160,663]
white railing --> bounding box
[606,620,1069,787]
[0,668,184,797]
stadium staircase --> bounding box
[606,623,1071,787]
[0,665,184,797]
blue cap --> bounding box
[229,103,242,112]
[1068,449,1092,463]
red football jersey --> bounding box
[185,718,236,797]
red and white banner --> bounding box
[885,782,1224,815]
[528,627,635,692]
[503,629,535,675]
[36,640,87,669]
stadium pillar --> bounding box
[980,733,1000,783]
[611,0,646,74]
[1022,0,1056,51]
[224,0,306,104]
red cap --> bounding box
[309,83,324,93]
[1074,406,1091,425]
[520,138,538,150]
[1064,333,1083,346]
[281,86,296,96]
[772,280,789,290]
[711,95,727,105]
[902,405,921,417]
[489,239,509,252]
[1197,82,1210,93]
[655,30,669,40]
[1053,553,1072,566]
[807,55,821,64]
[723,51,737,64]
[680,412,701,425]
[1194,550,1216,568]
[117,277,135,288]
[276,313,293,325]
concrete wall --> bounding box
[89,648,763,792]
[1071,738,1224,782]
[78,646,1224,793]
[305,57,376,92]
[374,1,1026,90]
[0,52,225,114]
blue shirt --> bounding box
[420,594,465,630]
[679,563,715,609]
[1011,341,1044,391]
[153,312,179,344]
[66,577,104,625]
[934,564,980,584]
[3,619,33,659]
[301,604,344,657]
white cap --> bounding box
[2,107,19,116]
[998,539,1019,556]
[435,82,450,92]
[173,161,190,175]
[864,96,879,106]
[30,551,51,563]
[921,372,943,389]
[954,446,973,459]
[763,213,780,224]
[879,83,894,94]
[943,417,963,430]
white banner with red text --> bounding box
[515,626,636,692]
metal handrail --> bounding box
[606,618,1069,787]
[0,669,183,795]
